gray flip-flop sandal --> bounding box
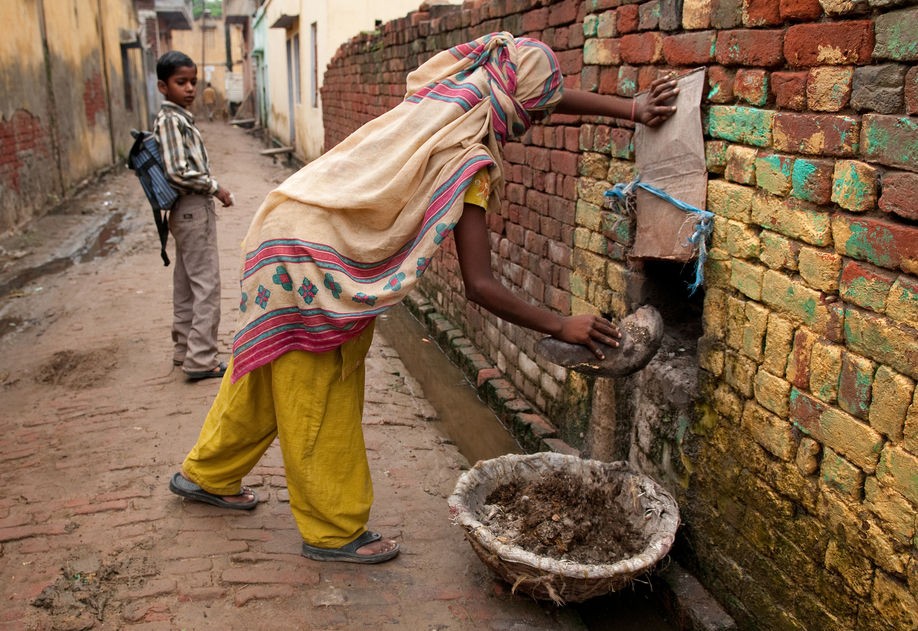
[301,530,400,564]
[168,472,258,510]
[183,361,228,380]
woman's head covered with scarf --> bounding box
[231,33,565,381]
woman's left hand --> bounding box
[636,76,679,127]
[556,315,621,360]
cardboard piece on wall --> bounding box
[630,68,707,263]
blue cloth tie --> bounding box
[604,176,714,295]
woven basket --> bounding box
[448,453,680,604]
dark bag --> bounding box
[128,129,177,266]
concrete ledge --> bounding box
[656,563,738,631]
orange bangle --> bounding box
[631,99,636,122]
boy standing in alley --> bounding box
[155,51,234,380]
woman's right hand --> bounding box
[636,76,679,127]
[556,315,621,360]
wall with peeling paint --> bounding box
[0,0,148,233]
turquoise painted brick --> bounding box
[706,106,775,148]
[584,14,599,38]
[831,160,878,212]
[756,152,795,196]
[792,158,834,205]
[874,7,918,61]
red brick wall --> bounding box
[323,1,918,628]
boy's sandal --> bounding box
[301,531,400,564]
[183,361,228,380]
[168,472,258,510]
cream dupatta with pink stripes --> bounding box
[230,33,563,382]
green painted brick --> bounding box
[791,158,834,205]
[874,7,918,61]
[732,259,765,300]
[831,160,879,212]
[860,114,918,172]
[601,210,633,245]
[583,14,599,38]
[756,152,795,196]
[839,260,895,312]
[706,105,775,147]
[831,214,918,274]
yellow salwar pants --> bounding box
[182,323,376,549]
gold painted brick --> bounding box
[809,340,843,403]
[703,287,728,339]
[798,246,843,294]
[726,295,747,350]
[763,313,795,376]
[754,369,792,417]
[869,366,915,442]
[742,301,769,362]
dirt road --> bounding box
[0,120,587,630]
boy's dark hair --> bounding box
[156,51,196,82]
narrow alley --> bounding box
[0,120,671,631]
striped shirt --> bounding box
[153,101,218,195]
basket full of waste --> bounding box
[448,452,679,604]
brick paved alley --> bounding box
[0,121,589,631]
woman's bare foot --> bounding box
[355,536,398,556]
[180,470,256,504]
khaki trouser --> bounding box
[168,194,221,371]
[182,323,376,548]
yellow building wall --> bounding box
[0,0,147,232]
[261,0,447,162]
[171,14,245,119]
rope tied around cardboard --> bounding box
[605,177,714,295]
